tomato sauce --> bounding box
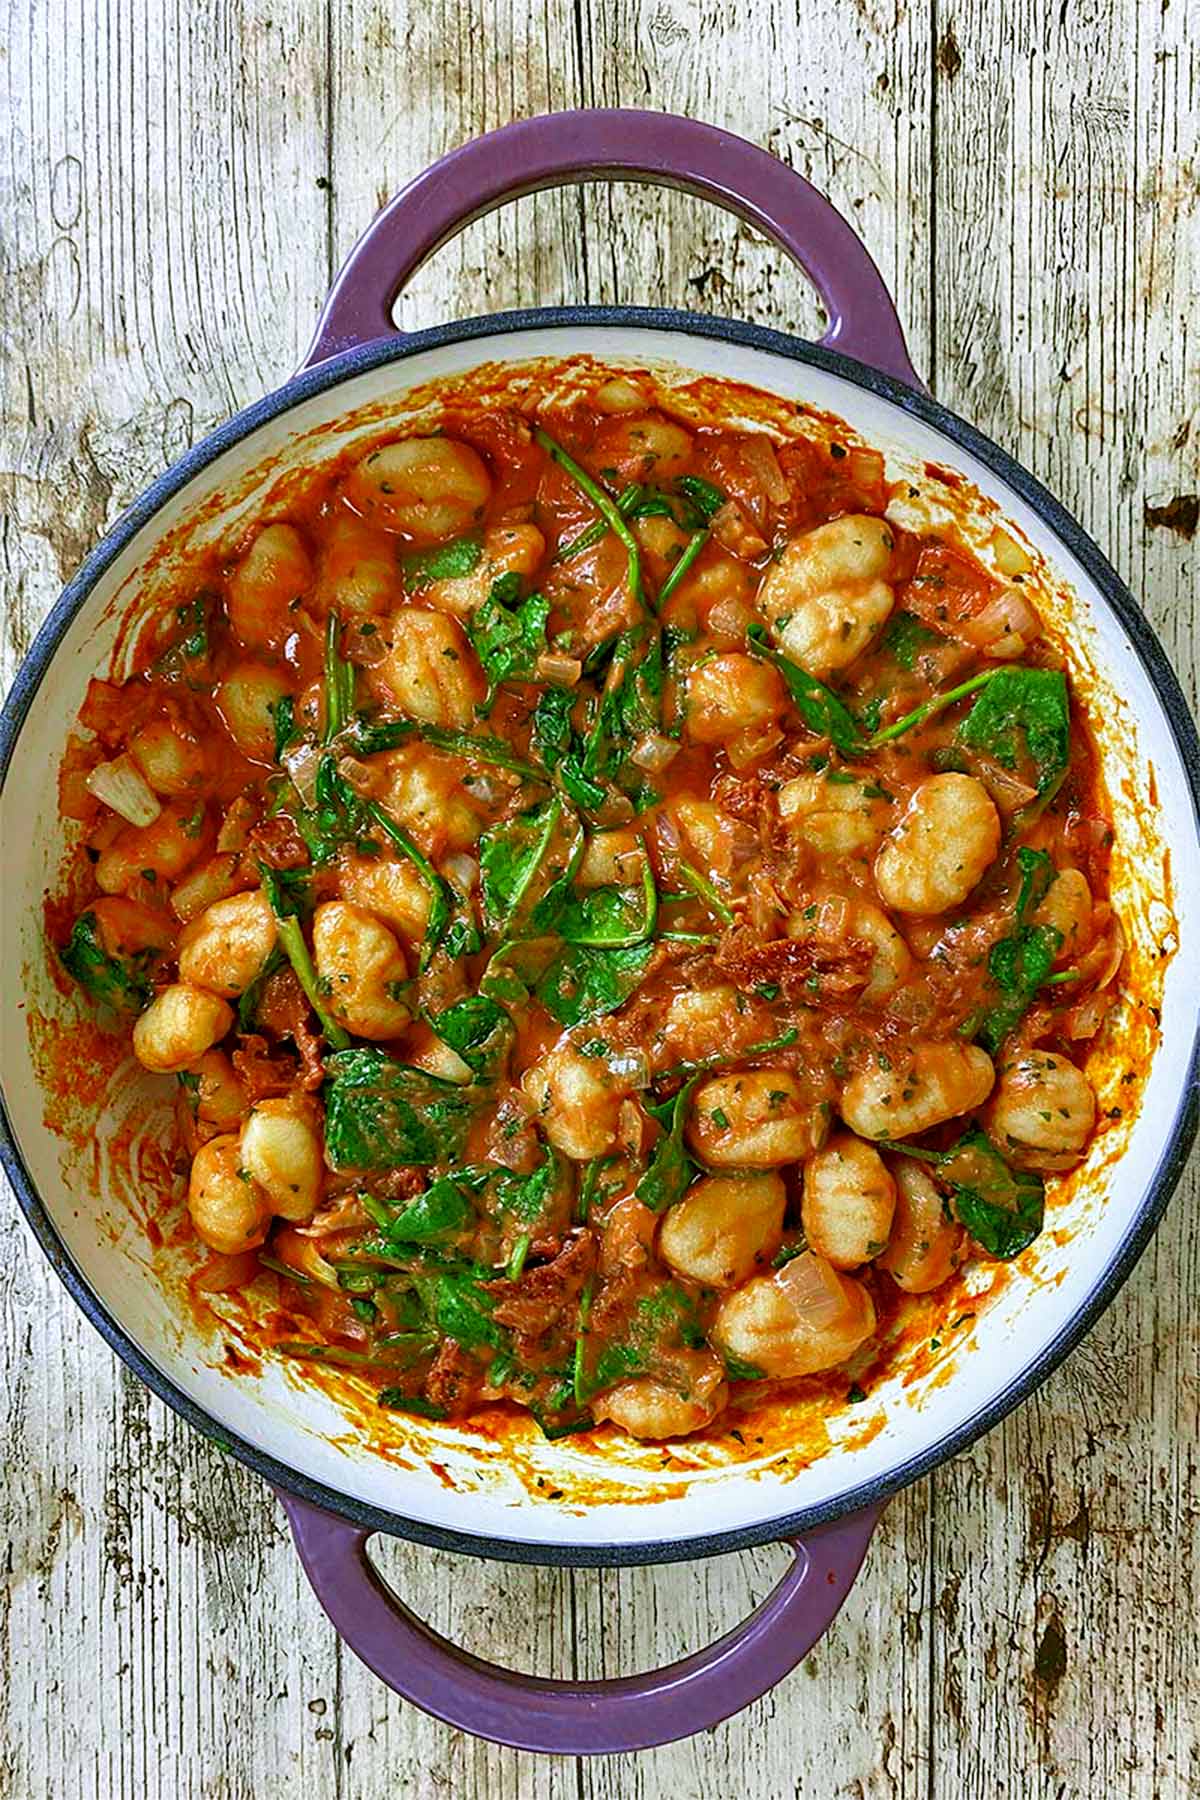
[45,362,1127,1456]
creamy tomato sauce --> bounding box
[50,370,1123,1446]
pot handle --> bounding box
[277,1488,882,1754]
[304,109,921,388]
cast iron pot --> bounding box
[2,112,1198,1756]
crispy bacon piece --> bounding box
[255,967,324,1089]
[714,929,871,1002]
[243,812,310,872]
[426,1340,485,1415]
[232,1034,300,1103]
[488,1233,596,1337]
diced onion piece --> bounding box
[78,678,129,738]
[1062,991,1113,1040]
[630,732,680,774]
[991,525,1034,576]
[272,1225,342,1288]
[283,737,323,806]
[846,446,886,499]
[727,722,783,771]
[707,594,754,641]
[216,795,258,853]
[170,854,241,923]
[85,754,162,827]
[443,852,479,894]
[536,650,582,687]
[776,1250,856,1330]
[595,376,647,414]
[958,588,1042,659]
[335,754,375,796]
[739,433,789,505]
[605,1046,651,1089]
[711,498,768,559]
[973,756,1039,815]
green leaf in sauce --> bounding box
[745,623,864,756]
[323,1047,476,1170]
[535,939,656,1028]
[635,1076,700,1214]
[60,912,156,1012]
[935,1128,1045,1260]
[956,665,1070,795]
[468,571,550,686]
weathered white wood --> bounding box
[1,0,1197,1795]
[928,5,1200,1799]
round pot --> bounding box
[2,111,1198,1756]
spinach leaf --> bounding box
[880,610,945,670]
[322,612,356,744]
[578,1282,705,1401]
[342,713,543,780]
[259,863,351,1049]
[431,996,514,1078]
[155,593,214,676]
[535,939,655,1028]
[60,912,156,1012]
[236,943,285,1031]
[534,427,645,613]
[867,666,999,747]
[402,534,484,585]
[490,1152,567,1227]
[323,1047,476,1170]
[468,572,550,686]
[530,687,608,811]
[551,860,657,948]
[271,694,297,762]
[936,1128,1045,1260]
[478,798,582,936]
[383,1172,479,1243]
[674,475,725,524]
[956,665,1070,794]
[966,847,1063,1052]
[635,1076,700,1214]
[746,623,864,756]
[417,1270,507,1351]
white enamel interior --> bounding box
[2,323,1197,1556]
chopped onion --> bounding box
[283,737,323,807]
[991,525,1034,577]
[630,732,680,774]
[739,433,789,505]
[85,754,162,827]
[711,498,769,559]
[1062,991,1112,1040]
[595,376,646,414]
[974,756,1039,814]
[536,650,582,687]
[846,446,886,498]
[273,1226,342,1288]
[335,754,375,796]
[606,1046,651,1089]
[216,795,258,853]
[443,852,479,893]
[170,854,241,924]
[958,588,1042,658]
[707,594,755,641]
[776,1250,854,1330]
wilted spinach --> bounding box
[323,1047,477,1170]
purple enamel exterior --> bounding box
[280,1491,884,1754]
[286,108,915,1751]
[304,109,922,388]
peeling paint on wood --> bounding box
[1,1,1197,1795]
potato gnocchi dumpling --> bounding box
[53,369,1116,1445]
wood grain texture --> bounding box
[0,1,1196,1795]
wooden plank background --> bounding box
[1,2,1197,1794]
